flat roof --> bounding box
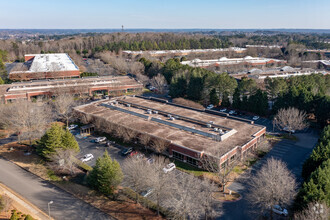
[74,96,265,158]
[10,53,79,74]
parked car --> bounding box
[252,116,260,120]
[80,154,94,162]
[121,147,133,156]
[163,163,176,173]
[141,188,153,197]
[219,108,227,112]
[229,110,236,115]
[129,151,138,157]
[272,205,288,216]
[95,137,107,143]
[68,124,78,130]
[283,127,295,133]
[206,104,214,110]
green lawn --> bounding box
[173,160,213,177]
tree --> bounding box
[37,123,79,159]
[151,138,170,154]
[150,74,167,94]
[187,71,204,101]
[216,72,237,99]
[238,77,257,96]
[0,76,4,84]
[248,89,268,116]
[247,158,297,218]
[122,156,150,203]
[265,77,288,99]
[87,151,123,196]
[49,148,78,176]
[53,93,76,127]
[0,100,51,144]
[297,159,330,208]
[294,202,329,220]
[209,88,219,106]
[200,154,238,192]
[0,194,11,218]
[274,107,308,134]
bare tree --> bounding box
[165,173,220,220]
[122,156,151,203]
[294,202,329,220]
[0,100,52,144]
[200,154,238,192]
[150,74,167,94]
[49,148,78,176]
[145,156,174,216]
[138,133,151,149]
[53,93,76,127]
[151,138,170,154]
[274,107,308,134]
[247,158,297,219]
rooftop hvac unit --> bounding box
[214,128,218,132]
[153,110,158,114]
[126,104,131,107]
[206,124,211,128]
[170,117,175,121]
[209,121,214,124]
[218,129,223,133]
[174,116,179,119]
[167,114,171,118]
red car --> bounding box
[129,151,138,157]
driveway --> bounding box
[219,129,319,220]
[0,158,111,220]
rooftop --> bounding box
[10,53,79,74]
[74,96,264,158]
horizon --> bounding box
[1,0,329,29]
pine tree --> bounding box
[62,129,79,152]
[87,151,123,195]
[209,88,219,106]
[37,124,64,159]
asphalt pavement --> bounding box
[219,129,319,220]
[0,157,111,220]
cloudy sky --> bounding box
[1,0,329,29]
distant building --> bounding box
[181,56,286,68]
[123,47,247,57]
[9,53,80,81]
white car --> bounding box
[163,163,176,173]
[272,205,288,216]
[229,110,236,115]
[220,108,227,112]
[283,127,295,133]
[95,137,107,143]
[252,116,260,120]
[206,104,214,110]
[68,124,78,130]
[80,154,94,162]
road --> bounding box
[219,129,319,220]
[0,158,111,220]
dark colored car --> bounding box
[121,147,133,156]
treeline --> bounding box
[139,58,330,125]
[269,75,330,127]
[93,38,232,53]
[295,125,330,209]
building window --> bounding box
[186,156,198,166]
[173,151,184,161]
[230,154,236,162]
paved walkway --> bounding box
[0,158,111,220]
[219,130,319,220]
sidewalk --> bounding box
[0,183,51,220]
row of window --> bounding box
[172,151,198,166]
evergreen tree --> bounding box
[0,77,4,84]
[209,88,219,106]
[87,151,123,196]
[62,129,80,152]
[187,71,204,101]
[37,124,64,159]
[297,159,330,208]
[221,93,231,107]
[232,88,241,109]
[37,123,80,159]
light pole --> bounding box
[48,201,53,219]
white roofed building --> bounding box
[9,53,80,81]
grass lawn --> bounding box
[173,160,213,177]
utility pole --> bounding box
[121,25,124,32]
[48,201,53,219]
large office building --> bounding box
[0,76,143,103]
[9,53,80,81]
[74,96,266,168]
